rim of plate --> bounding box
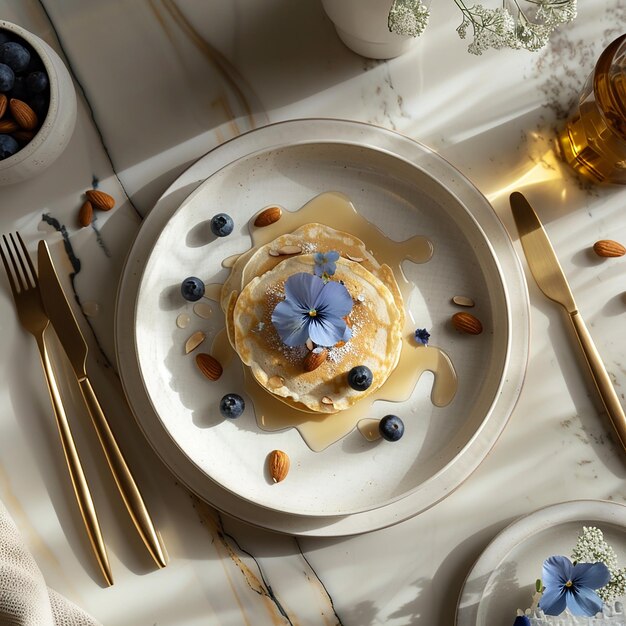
[455,499,626,626]
[115,118,530,534]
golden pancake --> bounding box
[232,254,403,413]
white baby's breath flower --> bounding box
[388,0,430,37]
[571,526,626,603]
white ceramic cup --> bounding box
[321,0,419,59]
[0,20,77,185]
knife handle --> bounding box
[36,334,113,586]
[569,311,626,450]
[78,377,167,569]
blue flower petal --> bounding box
[326,251,340,262]
[308,315,348,347]
[539,585,567,616]
[313,280,353,318]
[565,585,603,617]
[284,273,325,312]
[271,299,310,346]
[341,324,352,342]
[543,556,573,587]
[572,562,611,590]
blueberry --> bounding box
[513,617,530,626]
[219,393,245,419]
[0,32,11,46]
[28,93,48,119]
[180,276,205,302]
[379,415,404,442]
[347,365,373,391]
[26,70,48,94]
[7,76,28,101]
[210,213,234,237]
[0,63,14,92]
[0,42,30,73]
[0,135,19,160]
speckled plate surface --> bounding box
[455,500,626,625]
[115,119,529,533]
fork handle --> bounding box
[78,377,167,569]
[569,311,626,450]
[35,335,113,586]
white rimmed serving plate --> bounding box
[116,119,529,534]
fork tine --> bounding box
[15,232,38,286]
[2,234,25,292]
[9,233,34,290]
[0,236,19,295]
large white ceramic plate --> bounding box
[456,500,626,625]
[116,119,529,534]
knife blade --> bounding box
[37,240,167,569]
[510,191,626,451]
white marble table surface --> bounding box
[1,1,625,624]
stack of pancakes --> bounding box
[221,223,405,414]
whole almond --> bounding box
[195,353,223,380]
[593,239,626,258]
[303,347,328,372]
[12,129,35,143]
[254,206,282,227]
[0,118,19,133]
[0,94,7,119]
[10,99,37,130]
[451,312,483,335]
[78,201,93,228]
[268,450,290,483]
[85,189,116,211]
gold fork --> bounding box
[0,232,113,586]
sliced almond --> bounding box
[185,330,206,354]
[0,94,6,119]
[9,99,37,130]
[452,295,475,307]
[305,338,314,351]
[321,396,334,405]
[303,347,328,372]
[451,312,483,335]
[593,239,626,258]
[254,206,282,227]
[268,245,302,257]
[78,201,93,228]
[267,375,284,389]
[195,353,223,380]
[85,189,115,211]
[268,450,290,483]
[346,253,365,262]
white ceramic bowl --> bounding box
[0,20,77,185]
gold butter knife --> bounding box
[37,240,167,569]
[510,191,626,450]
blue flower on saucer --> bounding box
[271,272,352,347]
[539,555,610,617]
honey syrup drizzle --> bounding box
[211,192,457,452]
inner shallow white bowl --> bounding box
[132,137,518,517]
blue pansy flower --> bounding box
[313,250,340,279]
[271,273,353,347]
[414,328,430,346]
[539,555,610,617]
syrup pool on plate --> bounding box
[200,192,457,452]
